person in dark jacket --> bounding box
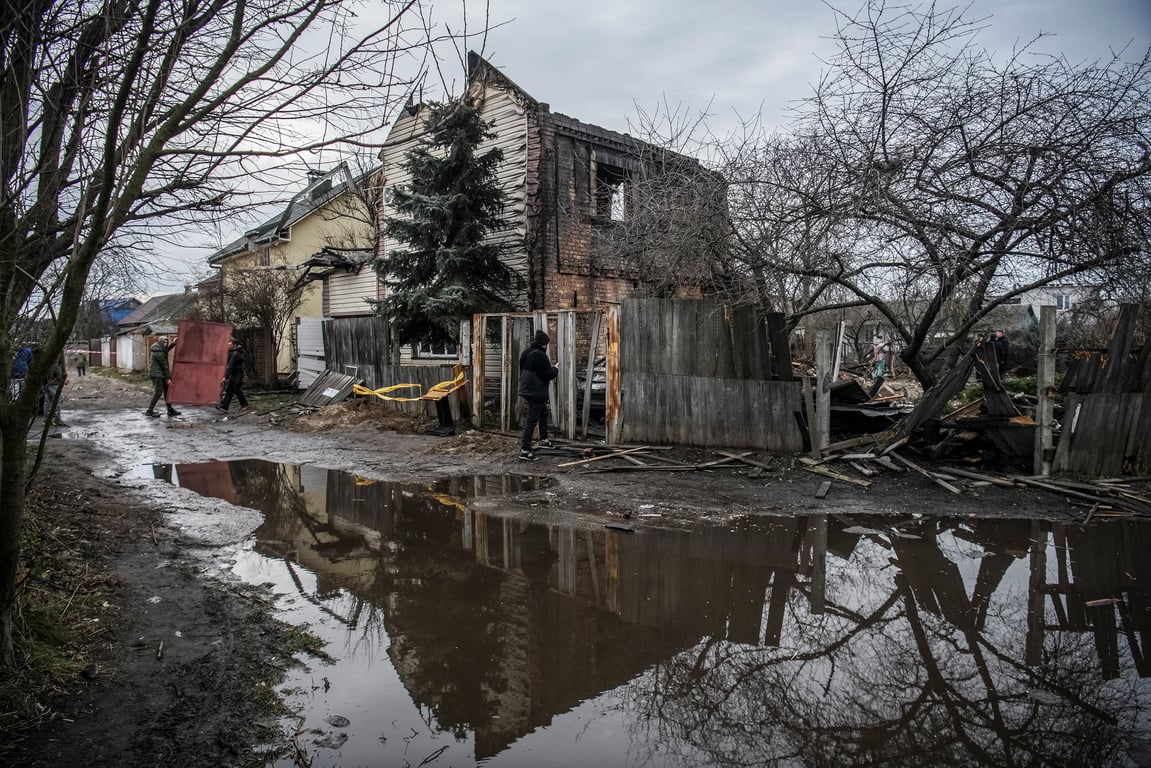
[145,335,180,417]
[993,330,1009,376]
[217,337,249,413]
[11,343,31,397]
[518,329,558,461]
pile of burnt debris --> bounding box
[536,437,1151,519]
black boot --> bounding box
[167,407,181,416]
[145,410,159,418]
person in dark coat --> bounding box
[993,330,1009,376]
[217,337,249,413]
[11,343,31,397]
[145,335,180,417]
[517,329,558,461]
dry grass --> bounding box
[287,397,425,434]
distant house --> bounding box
[111,292,196,372]
[1000,284,1106,316]
[207,163,374,383]
[76,297,142,339]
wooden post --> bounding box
[1035,305,1056,476]
[802,375,818,458]
[831,321,845,381]
[559,311,577,439]
[814,328,832,457]
[470,316,485,429]
[605,305,622,446]
[500,316,511,433]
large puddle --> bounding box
[146,459,1151,767]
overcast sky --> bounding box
[147,0,1151,294]
[474,0,1151,136]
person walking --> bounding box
[145,335,181,417]
[217,337,249,413]
[76,350,87,377]
[518,329,558,461]
[39,353,68,425]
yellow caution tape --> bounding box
[352,383,424,402]
[428,371,467,392]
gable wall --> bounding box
[378,84,532,310]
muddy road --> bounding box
[50,369,1075,527]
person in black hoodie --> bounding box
[518,329,558,461]
[217,337,249,413]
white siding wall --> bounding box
[328,268,380,317]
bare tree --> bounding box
[784,1,1151,386]
[687,2,1151,386]
[0,0,458,665]
[222,268,306,384]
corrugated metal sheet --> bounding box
[299,369,359,407]
[297,317,325,389]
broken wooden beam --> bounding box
[558,446,653,468]
[888,452,962,494]
[801,462,870,485]
[714,451,773,471]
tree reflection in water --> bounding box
[622,518,1147,768]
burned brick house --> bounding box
[374,51,725,335]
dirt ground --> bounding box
[0,369,1086,767]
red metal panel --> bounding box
[168,320,233,405]
[174,461,238,504]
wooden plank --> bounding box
[888,452,962,494]
[558,446,653,468]
[715,450,773,471]
[938,466,1015,488]
[800,463,872,488]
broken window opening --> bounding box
[594,163,630,222]
[415,340,458,359]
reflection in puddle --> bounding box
[150,460,1151,767]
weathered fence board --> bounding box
[1053,304,1151,476]
[620,374,803,451]
[322,316,391,388]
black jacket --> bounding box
[224,345,245,381]
[518,342,557,402]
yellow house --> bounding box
[207,164,375,383]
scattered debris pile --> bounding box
[544,438,1151,520]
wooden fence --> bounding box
[473,299,804,452]
[616,299,803,451]
[1053,305,1151,476]
[322,316,391,388]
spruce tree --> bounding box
[375,97,520,346]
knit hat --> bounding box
[534,329,550,346]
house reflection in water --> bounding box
[164,459,1151,767]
